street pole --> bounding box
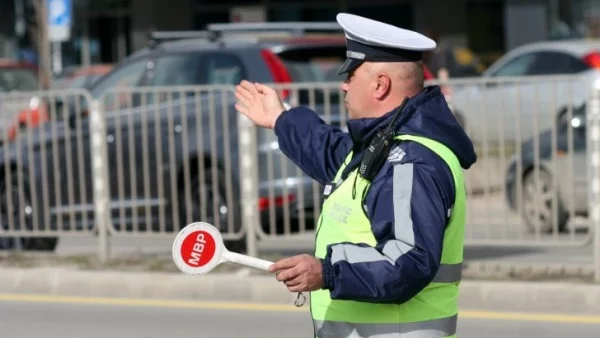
[590,80,600,283]
[35,0,52,89]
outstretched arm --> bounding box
[235,80,352,184]
[273,107,352,185]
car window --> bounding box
[147,53,203,86]
[490,53,537,77]
[91,58,148,99]
[276,46,346,83]
[0,68,38,92]
[66,75,89,89]
[528,51,589,75]
[202,53,246,85]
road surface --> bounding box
[1,294,599,338]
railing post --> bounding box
[589,80,600,282]
[237,108,260,257]
[90,99,110,263]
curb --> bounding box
[0,266,599,315]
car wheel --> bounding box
[521,167,568,234]
[0,174,58,251]
[182,167,246,253]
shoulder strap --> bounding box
[332,151,354,184]
[393,134,464,205]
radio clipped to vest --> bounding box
[359,96,413,181]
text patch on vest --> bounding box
[327,202,352,224]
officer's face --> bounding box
[340,64,372,120]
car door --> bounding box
[452,52,538,144]
[526,51,591,136]
[129,52,205,231]
[485,52,540,144]
[87,57,153,229]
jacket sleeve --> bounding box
[273,106,353,185]
[320,156,455,304]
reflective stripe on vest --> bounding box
[314,314,458,338]
[311,134,466,338]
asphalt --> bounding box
[1,297,599,338]
[1,263,599,316]
[1,192,597,319]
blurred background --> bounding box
[1,0,600,85]
[0,0,598,264]
[0,1,599,337]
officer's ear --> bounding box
[374,73,392,100]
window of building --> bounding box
[345,4,413,28]
[548,0,600,39]
[194,11,231,29]
[268,6,339,22]
[466,0,504,55]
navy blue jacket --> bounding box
[273,85,477,304]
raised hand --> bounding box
[235,80,286,129]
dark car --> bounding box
[0,23,348,252]
[505,103,587,234]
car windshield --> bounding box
[276,46,347,83]
[54,74,101,90]
[0,67,38,92]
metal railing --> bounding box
[0,76,598,281]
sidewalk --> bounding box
[1,265,598,315]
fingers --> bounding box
[253,82,274,95]
[235,84,254,104]
[239,80,260,96]
[234,90,251,109]
[275,266,301,282]
[268,255,301,273]
[234,103,248,116]
[235,81,256,117]
[287,283,305,293]
[282,274,308,293]
[284,275,302,287]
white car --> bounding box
[449,39,600,145]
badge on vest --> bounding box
[323,184,333,197]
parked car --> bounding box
[505,102,587,233]
[0,59,39,140]
[6,64,114,142]
[0,22,351,252]
[450,39,600,144]
[53,64,113,90]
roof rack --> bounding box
[147,30,220,48]
[206,22,343,35]
[147,21,343,48]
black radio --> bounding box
[358,96,412,181]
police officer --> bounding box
[235,13,477,338]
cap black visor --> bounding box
[338,58,363,75]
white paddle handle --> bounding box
[223,251,273,271]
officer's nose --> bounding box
[340,81,349,92]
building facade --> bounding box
[2,0,600,71]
